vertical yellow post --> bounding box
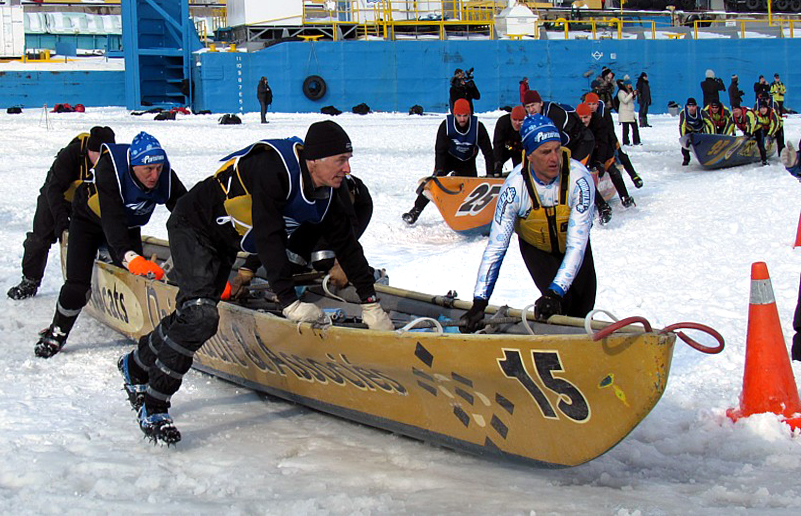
[768,0,772,26]
[592,20,596,39]
[694,20,698,39]
[565,20,569,41]
[650,21,655,40]
[741,20,745,39]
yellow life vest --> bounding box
[63,132,92,202]
[514,150,571,254]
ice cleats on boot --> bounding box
[138,405,181,445]
[118,354,147,410]
[34,325,67,358]
[8,277,39,300]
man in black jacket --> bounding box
[118,121,394,444]
[257,76,273,123]
[636,72,652,127]
[754,75,770,103]
[35,132,186,359]
[449,68,481,114]
[701,69,725,107]
[8,127,115,301]
[491,105,526,176]
[729,74,744,108]
[402,99,494,224]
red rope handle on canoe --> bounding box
[591,317,652,341]
[659,322,725,354]
[590,316,725,354]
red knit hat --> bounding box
[511,105,526,121]
[453,98,471,115]
[576,103,592,117]
[584,92,599,103]
[523,90,542,105]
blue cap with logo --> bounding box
[520,114,562,156]
[130,131,167,167]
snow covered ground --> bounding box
[1,107,800,514]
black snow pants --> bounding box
[53,215,140,336]
[519,239,596,318]
[135,208,236,413]
[21,192,61,283]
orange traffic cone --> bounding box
[727,262,801,430]
[794,210,801,248]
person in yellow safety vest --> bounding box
[459,114,596,333]
[731,105,758,136]
[770,73,786,114]
[753,100,785,165]
[701,101,735,135]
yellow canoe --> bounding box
[70,236,683,468]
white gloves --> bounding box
[361,302,394,331]
[282,300,325,323]
[780,141,797,169]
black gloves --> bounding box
[534,289,563,320]
[54,217,70,241]
[459,297,488,333]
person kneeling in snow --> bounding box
[118,121,393,445]
[459,115,596,333]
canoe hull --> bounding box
[76,242,676,468]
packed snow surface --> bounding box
[1,108,800,514]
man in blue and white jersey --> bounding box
[460,114,597,333]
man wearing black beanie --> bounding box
[118,120,393,445]
[7,126,115,300]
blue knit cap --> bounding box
[520,114,562,156]
[130,132,167,166]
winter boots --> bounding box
[630,173,643,188]
[118,354,147,410]
[621,196,636,208]
[138,405,181,445]
[8,277,39,300]
[34,324,67,358]
[402,206,422,225]
[597,201,612,225]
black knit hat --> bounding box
[87,126,115,152]
[304,121,352,160]
[686,97,697,106]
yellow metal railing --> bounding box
[692,18,799,39]
[534,18,656,40]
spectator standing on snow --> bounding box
[519,77,529,104]
[770,73,786,115]
[449,68,481,114]
[618,79,640,145]
[754,75,770,103]
[636,72,652,127]
[729,74,744,108]
[701,69,725,107]
[257,76,273,124]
